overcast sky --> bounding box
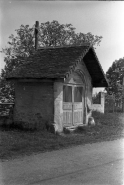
[0,1,124,93]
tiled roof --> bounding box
[6,45,108,87]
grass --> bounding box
[0,112,124,161]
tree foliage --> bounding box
[0,20,103,102]
[106,58,124,100]
[92,92,101,104]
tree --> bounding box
[92,92,101,104]
[106,58,124,101]
[0,20,103,102]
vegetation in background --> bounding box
[106,58,124,101]
[92,92,101,104]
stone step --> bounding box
[65,124,84,129]
[63,124,85,133]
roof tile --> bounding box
[6,45,108,87]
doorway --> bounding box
[63,84,84,127]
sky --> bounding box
[0,1,124,92]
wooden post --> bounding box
[35,21,39,50]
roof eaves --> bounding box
[64,45,91,79]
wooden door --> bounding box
[73,86,84,126]
[63,85,73,127]
[63,85,84,127]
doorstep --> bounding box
[63,124,85,133]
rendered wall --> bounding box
[54,81,63,132]
[14,82,54,129]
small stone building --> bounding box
[7,45,108,132]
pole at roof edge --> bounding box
[35,21,39,50]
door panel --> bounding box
[73,86,84,125]
[63,85,73,126]
[63,85,72,102]
[74,86,83,102]
[73,110,83,125]
[63,103,72,127]
[73,103,83,123]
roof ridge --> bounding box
[38,43,91,50]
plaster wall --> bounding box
[54,82,63,132]
[14,82,54,129]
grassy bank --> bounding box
[0,112,124,161]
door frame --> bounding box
[63,84,73,127]
[63,83,85,126]
[73,84,84,126]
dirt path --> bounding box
[0,139,124,185]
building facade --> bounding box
[7,45,108,132]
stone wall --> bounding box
[14,82,54,129]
